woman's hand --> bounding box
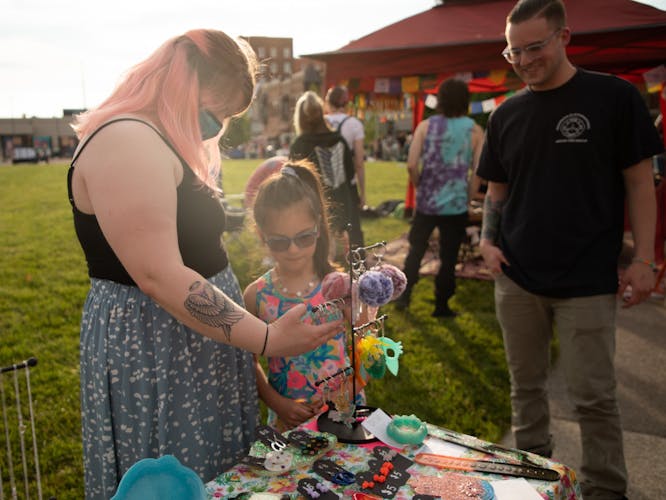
[267,304,344,357]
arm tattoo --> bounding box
[184,281,244,343]
[481,195,505,243]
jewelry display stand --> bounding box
[316,241,388,444]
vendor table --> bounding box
[205,419,581,499]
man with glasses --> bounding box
[477,1,663,498]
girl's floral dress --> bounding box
[253,270,364,427]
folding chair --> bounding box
[1,357,45,500]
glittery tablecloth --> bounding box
[205,421,582,499]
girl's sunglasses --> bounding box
[265,227,319,252]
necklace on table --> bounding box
[273,270,318,298]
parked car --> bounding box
[12,147,38,164]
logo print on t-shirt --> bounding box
[555,113,590,143]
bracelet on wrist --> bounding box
[260,324,270,356]
[631,258,656,270]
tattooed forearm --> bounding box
[481,194,505,243]
[184,281,244,343]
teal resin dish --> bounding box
[111,455,206,500]
[387,414,428,445]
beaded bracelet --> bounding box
[260,324,270,356]
[632,258,656,270]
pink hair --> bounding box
[72,29,257,188]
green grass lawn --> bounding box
[0,159,509,499]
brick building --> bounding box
[0,110,81,163]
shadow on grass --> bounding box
[364,277,511,443]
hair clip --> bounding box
[311,298,345,317]
[376,448,397,462]
[303,483,320,498]
[331,470,356,486]
[281,165,298,178]
[298,477,339,500]
[269,436,288,452]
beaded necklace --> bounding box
[272,270,318,298]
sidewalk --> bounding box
[500,298,666,499]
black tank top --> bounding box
[67,118,228,286]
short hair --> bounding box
[294,91,330,135]
[507,0,566,29]
[437,79,470,117]
[325,86,349,109]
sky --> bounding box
[2,0,664,119]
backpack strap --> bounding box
[336,116,350,133]
[67,118,187,207]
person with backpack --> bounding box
[290,91,364,255]
[325,86,366,241]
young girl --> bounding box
[244,160,364,430]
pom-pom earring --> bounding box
[321,271,351,301]
[375,263,407,300]
[358,270,394,307]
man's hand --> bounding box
[618,262,655,308]
[480,239,509,276]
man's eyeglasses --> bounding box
[502,29,561,64]
[264,227,319,252]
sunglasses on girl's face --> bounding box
[264,227,319,252]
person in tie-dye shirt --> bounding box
[396,78,484,317]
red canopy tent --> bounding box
[305,0,666,263]
[305,0,666,90]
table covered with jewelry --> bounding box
[204,413,582,500]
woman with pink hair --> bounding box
[68,30,342,498]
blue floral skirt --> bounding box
[79,266,258,499]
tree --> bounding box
[221,114,252,149]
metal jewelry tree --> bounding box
[315,239,407,444]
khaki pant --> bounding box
[495,274,627,499]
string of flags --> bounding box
[424,91,516,114]
[340,70,519,115]
[340,63,665,118]
[356,70,511,95]
[643,64,665,94]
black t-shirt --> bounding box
[477,69,663,297]
[68,119,228,286]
